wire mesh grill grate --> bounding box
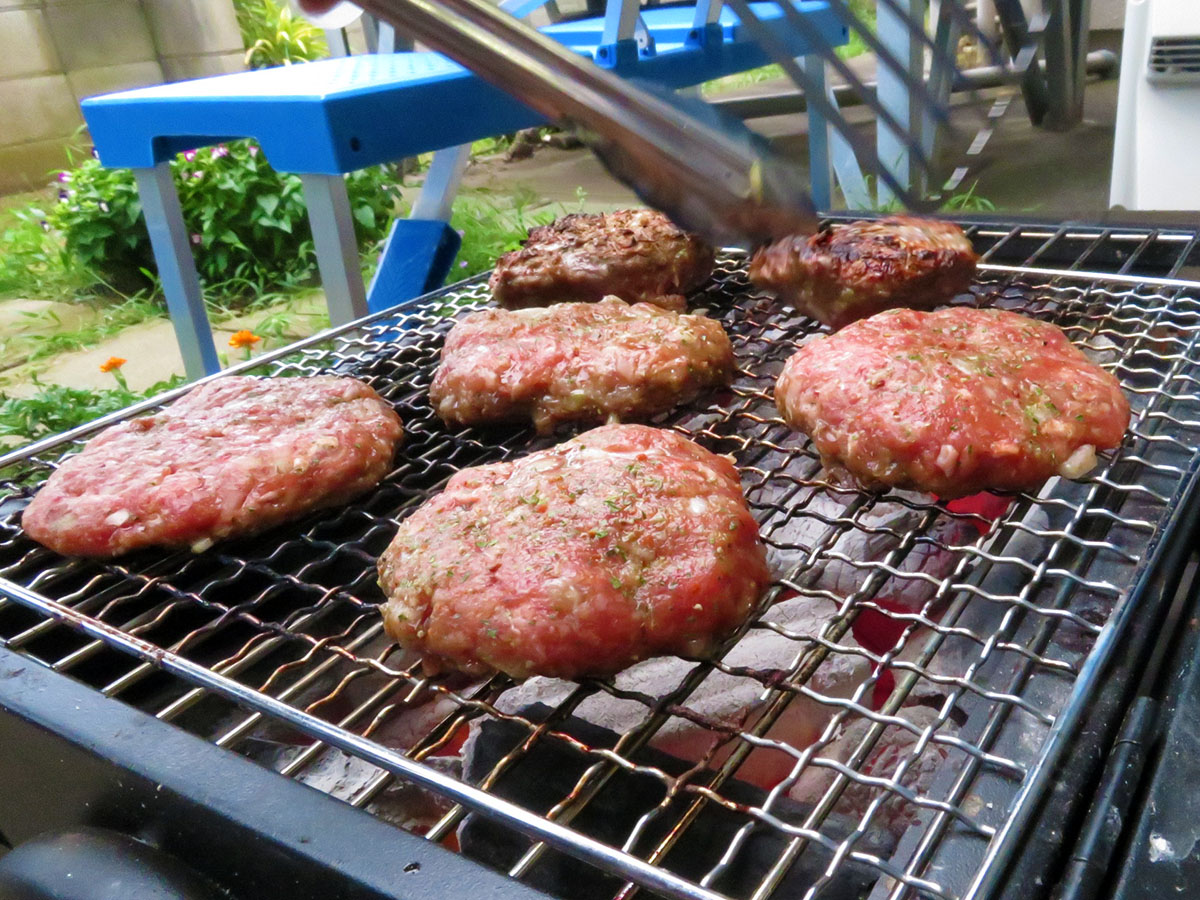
[1,220,1199,900]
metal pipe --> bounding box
[710,48,1118,120]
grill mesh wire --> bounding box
[0,220,1199,900]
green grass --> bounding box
[0,375,185,447]
[447,187,584,281]
[939,181,997,213]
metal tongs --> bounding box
[347,0,820,247]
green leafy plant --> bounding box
[0,375,186,447]
[48,141,403,302]
[940,180,996,212]
[234,0,328,69]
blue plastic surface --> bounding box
[367,218,462,313]
[82,1,844,174]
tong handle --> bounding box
[351,0,818,245]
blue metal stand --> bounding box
[132,164,220,380]
[299,173,369,325]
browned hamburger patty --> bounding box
[774,307,1130,498]
[749,216,978,329]
[22,376,403,557]
[378,424,770,680]
[488,209,715,312]
[430,296,734,434]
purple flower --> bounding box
[248,144,259,157]
[40,220,49,232]
[459,260,468,268]
[191,171,203,179]
[57,190,68,202]
[57,171,71,183]
[90,147,99,159]
[456,229,465,238]
[183,149,197,162]
[211,144,229,159]
[191,233,202,245]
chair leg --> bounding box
[132,164,220,380]
[300,173,369,327]
[410,144,472,223]
[367,144,471,312]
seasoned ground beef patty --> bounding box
[23,376,403,557]
[430,297,734,434]
[749,216,978,329]
[488,209,715,312]
[378,424,770,680]
[774,307,1130,498]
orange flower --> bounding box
[99,356,126,373]
[228,330,262,350]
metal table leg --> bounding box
[803,54,833,211]
[133,164,220,380]
[875,0,925,205]
[300,174,369,326]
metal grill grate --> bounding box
[2,219,1200,900]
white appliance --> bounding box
[1109,0,1200,211]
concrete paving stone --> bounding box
[0,299,99,337]
[144,0,244,59]
[0,73,80,146]
[160,51,245,83]
[43,0,157,72]
[0,8,61,80]
[66,60,166,105]
[0,299,103,370]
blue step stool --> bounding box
[81,2,844,378]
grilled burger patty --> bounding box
[378,424,770,680]
[774,307,1130,498]
[488,209,715,312]
[430,296,734,434]
[23,376,403,557]
[749,216,978,329]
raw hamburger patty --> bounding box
[488,209,715,312]
[430,296,734,433]
[749,216,978,329]
[378,424,770,680]
[774,307,1130,498]
[23,376,403,557]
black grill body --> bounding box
[1,216,1199,900]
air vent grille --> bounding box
[1148,36,1200,81]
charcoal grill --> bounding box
[1,216,1199,900]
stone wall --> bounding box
[1092,0,1126,32]
[0,0,245,195]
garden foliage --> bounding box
[49,142,402,297]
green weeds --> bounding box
[0,376,185,447]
